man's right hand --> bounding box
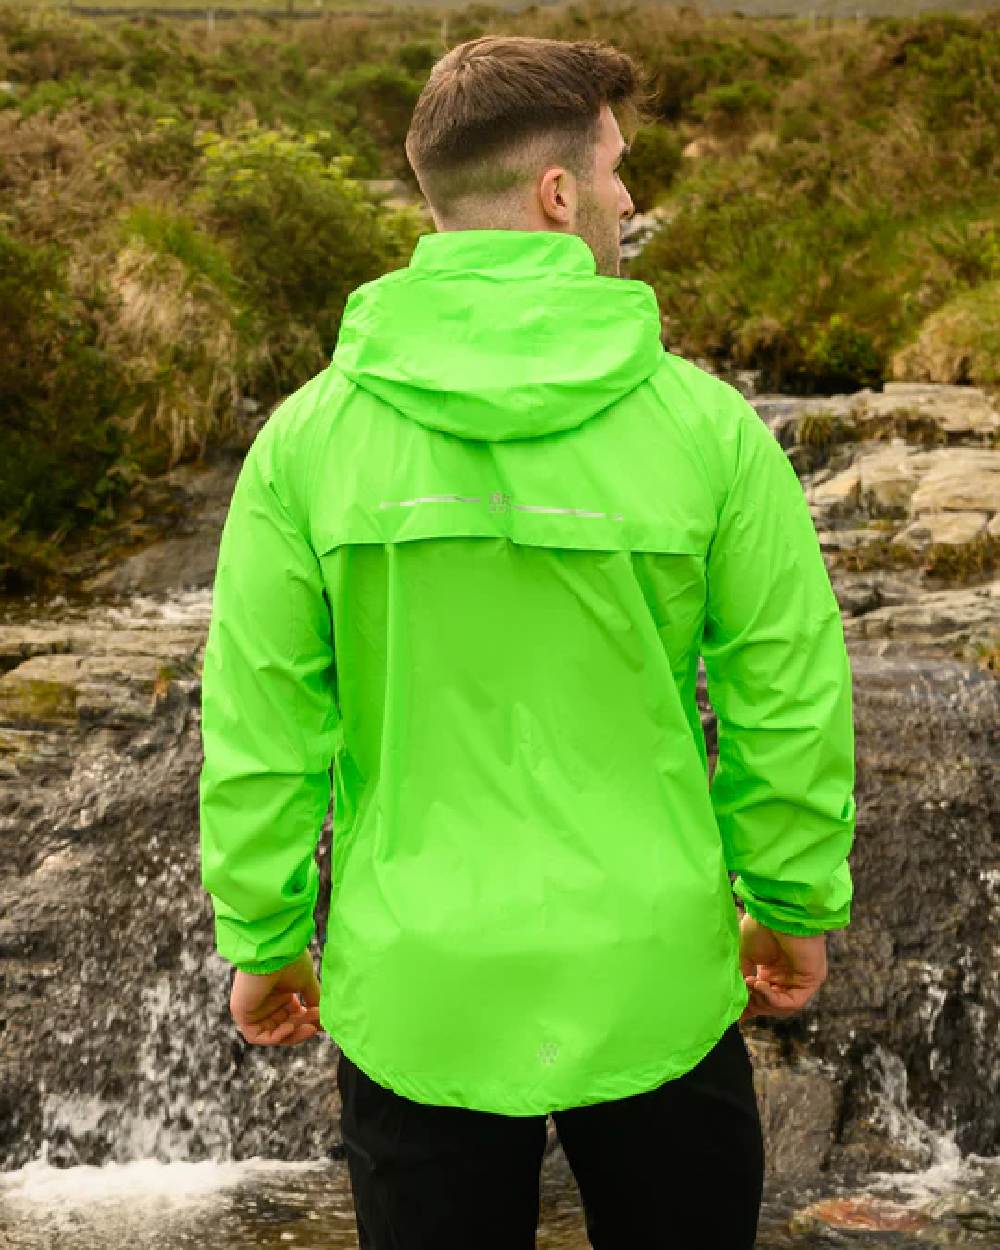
[738,912,828,1021]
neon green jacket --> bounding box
[199,229,855,1116]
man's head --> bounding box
[404,36,656,278]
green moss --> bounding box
[0,676,78,727]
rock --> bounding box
[817,526,899,554]
[842,580,999,648]
[0,621,205,733]
[0,653,81,727]
[0,626,73,672]
[82,534,224,596]
[681,137,723,160]
[808,445,920,520]
[752,1057,842,1181]
[808,652,1000,1166]
[78,451,244,597]
[750,392,857,450]
[854,381,1000,442]
[897,510,990,548]
[791,1196,931,1235]
[906,447,1000,515]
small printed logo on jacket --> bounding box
[489,491,512,514]
[537,1041,560,1066]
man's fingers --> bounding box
[236,1013,323,1046]
[748,979,817,1017]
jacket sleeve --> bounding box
[701,393,856,936]
[198,424,341,974]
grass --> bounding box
[0,0,997,591]
[3,0,995,12]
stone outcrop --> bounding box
[745,382,999,663]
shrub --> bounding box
[805,315,884,393]
[328,64,423,164]
[121,114,201,182]
[193,123,424,399]
[0,230,129,592]
[101,205,248,469]
[620,124,684,212]
[397,40,438,79]
[691,78,775,124]
[925,534,999,584]
[892,282,1000,388]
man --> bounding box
[200,34,855,1250]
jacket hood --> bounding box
[329,229,665,442]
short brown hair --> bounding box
[404,35,657,227]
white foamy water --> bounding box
[0,1154,328,1208]
[99,588,213,630]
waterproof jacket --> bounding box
[199,228,856,1116]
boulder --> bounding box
[896,511,990,548]
[854,381,1000,442]
[808,444,920,519]
[906,448,1000,515]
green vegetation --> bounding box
[0,2,997,591]
[924,532,999,583]
[834,532,998,585]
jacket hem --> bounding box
[325,990,749,1117]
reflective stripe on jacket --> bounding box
[199,229,856,1115]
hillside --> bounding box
[0,1,997,591]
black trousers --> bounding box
[336,1022,764,1249]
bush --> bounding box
[892,282,1000,388]
[691,78,775,124]
[193,123,424,398]
[121,114,201,182]
[620,124,684,212]
[805,315,884,393]
[328,64,424,164]
[103,206,247,468]
[0,230,130,591]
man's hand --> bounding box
[739,912,828,1021]
[230,949,323,1046]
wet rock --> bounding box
[80,452,245,597]
[752,393,858,450]
[751,1048,843,1181]
[791,1195,932,1234]
[794,653,999,1166]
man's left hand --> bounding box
[230,949,323,1046]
